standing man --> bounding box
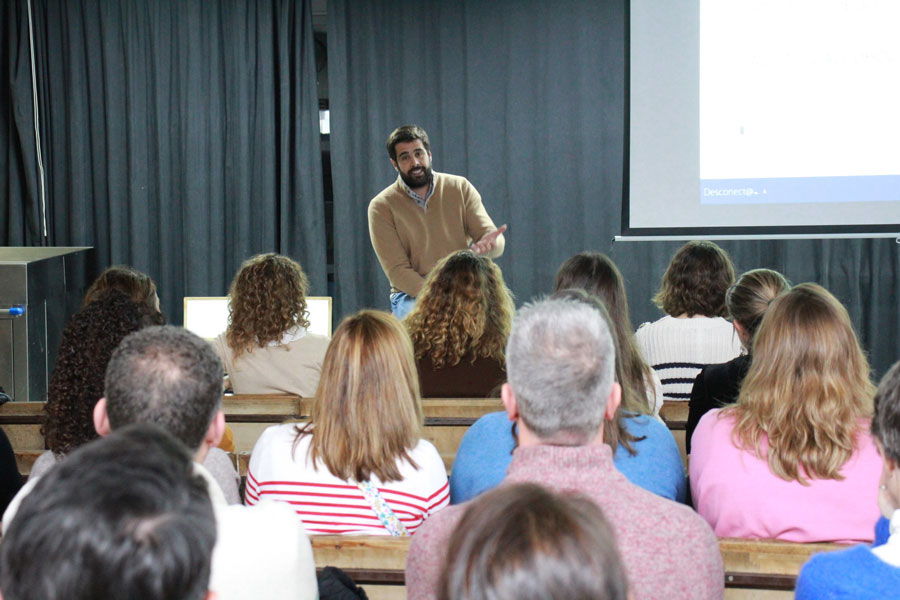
[368,125,506,318]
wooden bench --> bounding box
[2,396,691,475]
[309,534,845,600]
[659,400,689,468]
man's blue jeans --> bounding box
[390,292,416,319]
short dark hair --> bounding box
[872,360,900,464]
[386,124,430,161]
[0,424,216,600]
[653,240,735,317]
[439,483,629,600]
[104,326,224,450]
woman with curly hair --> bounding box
[213,254,329,397]
[636,240,742,402]
[404,250,514,398]
[30,290,153,478]
[691,283,881,542]
[245,310,449,534]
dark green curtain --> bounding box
[327,0,626,317]
[3,0,326,324]
[328,0,899,378]
[1,0,45,245]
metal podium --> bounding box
[0,247,92,402]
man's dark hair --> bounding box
[104,326,224,450]
[0,424,216,600]
[386,124,430,161]
[872,360,900,463]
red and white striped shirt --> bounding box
[245,424,450,535]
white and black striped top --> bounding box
[635,315,743,401]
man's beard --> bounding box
[399,165,432,189]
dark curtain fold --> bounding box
[328,0,626,318]
[21,0,325,323]
[329,0,899,377]
[1,0,45,245]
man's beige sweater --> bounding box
[367,172,504,296]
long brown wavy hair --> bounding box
[225,254,311,360]
[294,310,423,483]
[727,283,875,483]
[405,250,514,368]
[554,252,656,415]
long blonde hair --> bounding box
[295,310,423,483]
[405,250,514,368]
[728,283,875,483]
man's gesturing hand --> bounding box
[471,224,507,255]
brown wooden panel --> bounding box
[659,400,688,429]
[311,535,411,571]
[719,537,844,576]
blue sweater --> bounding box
[795,544,900,599]
[449,411,687,504]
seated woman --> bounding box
[686,268,790,453]
[404,250,513,398]
[795,359,900,597]
[636,241,742,402]
[213,254,329,397]
[245,310,450,535]
[691,283,881,542]
[440,483,629,600]
[450,258,687,505]
[83,264,163,314]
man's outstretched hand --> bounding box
[471,224,507,255]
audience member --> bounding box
[795,359,900,597]
[405,250,513,397]
[555,251,662,414]
[407,298,723,600]
[0,424,217,600]
[213,253,329,397]
[691,283,881,542]
[636,241,742,401]
[87,325,315,599]
[439,483,629,600]
[246,310,449,534]
[686,268,790,453]
[32,290,157,478]
[450,289,686,504]
[82,264,165,319]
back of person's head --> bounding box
[506,297,616,444]
[733,283,875,482]
[653,240,735,317]
[0,424,216,600]
[226,253,310,359]
[873,360,900,464]
[439,483,629,600]
[104,326,224,451]
[406,250,514,368]
[386,124,430,161]
[84,265,160,310]
[301,310,423,483]
[554,252,654,414]
[726,268,791,349]
[44,290,148,456]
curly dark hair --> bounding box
[225,254,311,360]
[653,241,735,318]
[405,250,514,369]
[43,290,149,456]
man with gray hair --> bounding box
[406,298,723,600]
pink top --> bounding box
[690,409,881,543]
